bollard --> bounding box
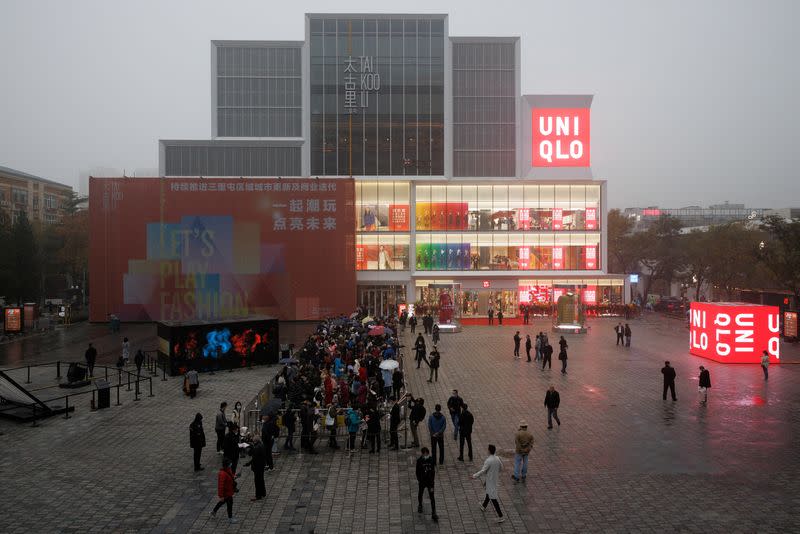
[64,396,70,419]
[26,365,31,384]
[116,385,121,406]
[127,372,131,392]
[149,376,154,397]
[134,382,140,401]
[57,361,61,379]
[91,390,96,411]
[135,377,140,396]
[162,364,167,382]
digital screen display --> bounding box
[532,108,591,167]
[689,302,780,363]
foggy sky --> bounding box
[1,0,797,209]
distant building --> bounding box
[624,201,769,231]
[0,165,74,224]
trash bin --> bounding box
[67,362,87,383]
[95,379,111,409]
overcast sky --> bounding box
[1,0,797,209]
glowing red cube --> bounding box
[689,302,780,363]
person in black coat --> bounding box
[415,334,428,369]
[497,310,504,325]
[245,435,267,500]
[661,361,677,401]
[513,331,521,359]
[134,349,145,377]
[416,447,438,522]
[409,397,426,447]
[261,414,279,470]
[84,343,97,377]
[525,335,532,362]
[392,369,404,399]
[457,404,474,462]
[222,422,241,474]
[389,400,401,450]
[544,386,561,429]
[282,407,296,451]
[366,405,382,454]
[189,413,206,471]
[541,343,553,370]
[698,365,711,403]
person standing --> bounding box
[367,404,382,454]
[245,435,267,501]
[223,422,241,474]
[345,407,362,453]
[624,323,632,347]
[389,399,401,450]
[210,457,237,524]
[661,361,677,401]
[282,406,296,451]
[698,366,711,403]
[525,334,532,362]
[615,323,624,346]
[473,444,505,524]
[535,333,542,362]
[326,404,340,450]
[186,369,200,398]
[415,333,428,369]
[428,348,440,383]
[134,349,144,377]
[457,403,474,462]
[416,447,438,523]
[215,402,228,454]
[392,368,404,399]
[512,422,533,482]
[541,342,553,370]
[446,390,463,441]
[121,337,130,366]
[497,309,504,325]
[544,385,561,429]
[409,314,417,334]
[761,350,770,380]
[428,404,447,465]
[189,413,206,472]
[487,307,494,325]
[409,397,426,447]
[261,414,279,470]
[523,306,530,325]
[84,343,97,378]
[558,345,568,374]
[513,331,521,359]
[432,323,440,345]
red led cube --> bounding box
[689,302,780,363]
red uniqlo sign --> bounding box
[689,302,780,363]
[552,208,563,230]
[532,108,591,167]
[585,207,597,230]
[584,246,597,269]
[552,246,564,270]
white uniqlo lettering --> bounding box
[733,329,755,352]
[538,140,583,163]
[715,328,731,356]
[690,330,708,350]
[768,314,780,333]
[691,309,706,328]
[713,313,731,326]
[734,313,754,327]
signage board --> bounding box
[532,108,591,167]
[3,307,23,333]
[689,302,780,363]
[784,311,798,338]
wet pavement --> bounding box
[0,315,799,533]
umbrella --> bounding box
[361,316,375,325]
[379,359,399,371]
[279,357,298,364]
[260,398,283,418]
[368,325,386,336]
[383,327,394,336]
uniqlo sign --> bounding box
[584,246,597,270]
[532,108,590,167]
[689,302,780,363]
[552,246,564,270]
[585,207,597,230]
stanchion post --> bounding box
[32,404,37,426]
[149,376,154,397]
[162,363,167,381]
[134,382,140,402]
[64,396,70,419]
[26,365,31,384]
[57,361,61,379]
[116,385,121,406]
[127,372,131,392]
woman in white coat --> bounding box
[472,444,505,523]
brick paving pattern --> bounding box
[1,315,799,533]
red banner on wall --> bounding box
[552,246,564,270]
[388,204,410,231]
[585,245,597,269]
[585,207,597,230]
[552,208,563,230]
[89,178,356,322]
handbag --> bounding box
[325,414,335,427]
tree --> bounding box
[0,210,12,298]
[759,216,800,307]
[9,212,42,304]
[61,191,88,216]
[639,215,685,298]
[705,223,762,300]
[607,209,641,273]
[680,230,713,301]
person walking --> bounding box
[416,447,438,523]
[541,342,553,370]
[525,334,532,362]
[615,323,624,346]
[389,398,401,450]
[457,404,474,462]
[497,309,504,325]
[698,366,711,403]
[661,361,677,401]
[121,337,130,366]
[415,333,428,369]
[261,414,279,470]
[447,390,463,441]
[428,404,447,465]
[409,314,417,334]
[282,406,296,451]
[624,323,632,347]
[409,397,426,447]
[210,457,237,524]
[513,331,521,359]
[428,348,440,382]
[134,349,144,377]
[487,307,494,325]
[432,323,441,346]
[544,385,561,429]
[189,413,206,472]
[215,402,228,454]
[535,333,542,362]
[186,369,200,398]
[761,350,770,380]
[245,435,267,501]
[84,343,97,378]
[473,444,505,524]
[512,422,533,482]
[558,344,568,374]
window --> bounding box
[355,181,410,231]
[12,188,28,205]
[44,194,58,210]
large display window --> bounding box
[356,181,410,231]
[356,234,410,270]
[415,233,600,271]
[415,183,601,231]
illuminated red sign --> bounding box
[482,280,491,288]
[585,207,597,230]
[582,286,597,305]
[552,208,563,230]
[532,108,590,167]
[388,204,410,231]
[689,302,780,363]
[518,247,530,269]
[552,246,564,270]
[3,307,23,333]
[584,246,597,270]
[642,209,661,216]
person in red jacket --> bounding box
[210,458,238,524]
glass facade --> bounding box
[163,144,302,176]
[452,42,516,177]
[310,16,445,176]
[355,181,411,270]
[216,44,303,137]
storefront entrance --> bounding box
[461,290,518,318]
[358,285,406,317]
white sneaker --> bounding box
[479,504,487,513]
[229,517,239,524]
[496,516,506,523]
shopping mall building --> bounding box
[157,13,626,319]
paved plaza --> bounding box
[1,315,799,533]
